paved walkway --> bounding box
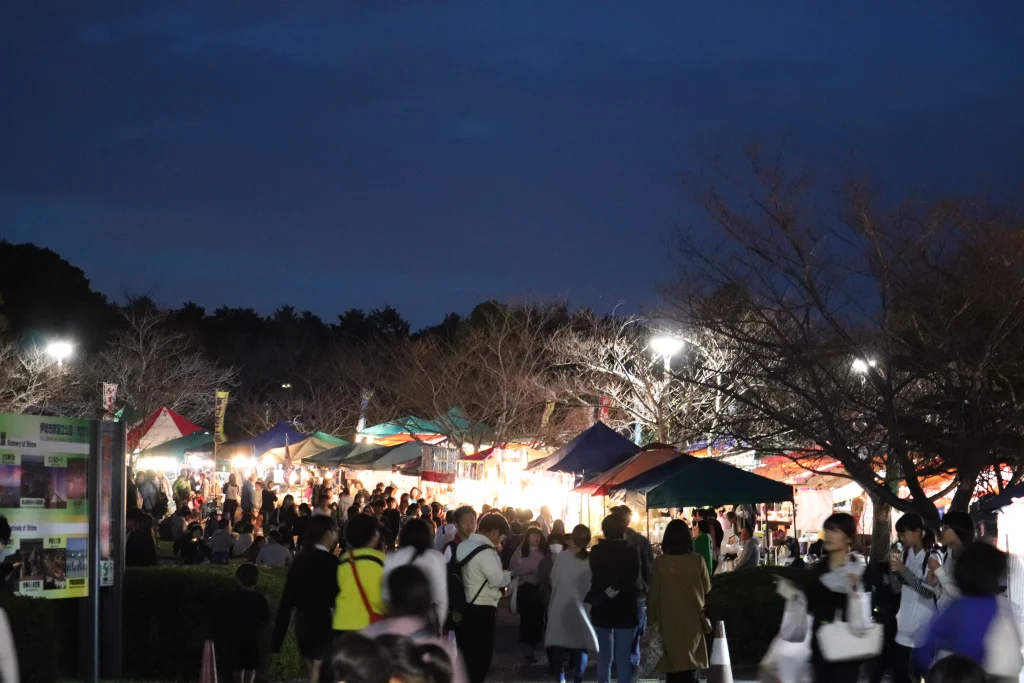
[487,605,754,683]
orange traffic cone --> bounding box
[199,639,217,683]
[708,621,733,683]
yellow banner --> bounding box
[214,391,230,443]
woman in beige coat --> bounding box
[647,519,712,683]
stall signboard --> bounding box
[0,413,91,598]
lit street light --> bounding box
[46,339,73,417]
[650,336,685,371]
[46,340,73,368]
[851,358,876,374]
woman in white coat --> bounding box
[382,518,448,628]
[545,524,599,683]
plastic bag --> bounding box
[780,592,809,643]
[845,589,872,636]
[509,581,520,618]
[759,623,812,683]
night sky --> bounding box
[3,3,1023,327]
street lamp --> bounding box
[851,358,876,374]
[46,340,73,368]
[650,336,685,371]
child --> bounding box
[232,563,271,683]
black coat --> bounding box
[588,539,641,629]
[125,530,158,567]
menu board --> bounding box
[0,413,91,598]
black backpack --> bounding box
[445,544,492,629]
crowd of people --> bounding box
[119,466,1022,683]
[774,511,1022,683]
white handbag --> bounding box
[816,589,883,662]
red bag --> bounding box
[349,557,385,624]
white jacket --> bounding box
[454,534,510,608]
[382,546,449,626]
[933,548,960,612]
[895,547,939,647]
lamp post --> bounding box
[644,336,685,444]
[46,340,74,417]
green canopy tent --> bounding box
[302,442,388,467]
[310,432,347,446]
[644,458,793,509]
[342,442,423,472]
[136,431,214,462]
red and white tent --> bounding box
[128,407,205,452]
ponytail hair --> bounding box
[571,524,591,560]
[320,633,390,683]
[376,635,453,683]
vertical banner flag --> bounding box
[214,391,229,444]
[101,384,118,420]
[539,401,556,430]
[356,391,372,433]
[599,396,612,421]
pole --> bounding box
[646,508,651,540]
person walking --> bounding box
[803,513,868,683]
[510,526,551,662]
[272,515,341,683]
[241,473,257,521]
[648,520,712,683]
[223,473,241,523]
[229,563,271,683]
[362,564,469,683]
[914,541,1023,680]
[334,514,386,633]
[545,524,597,683]
[881,513,938,683]
[611,505,653,672]
[382,518,448,628]
[588,514,641,683]
[454,512,511,683]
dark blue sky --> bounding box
[3,3,1023,327]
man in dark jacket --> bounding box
[589,514,641,683]
[612,505,654,668]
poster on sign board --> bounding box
[0,413,91,599]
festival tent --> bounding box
[643,458,794,509]
[127,407,205,452]
[574,447,682,496]
[302,442,387,467]
[528,422,639,474]
[224,421,308,458]
[263,432,349,463]
[359,409,490,447]
[343,442,423,472]
[137,431,214,461]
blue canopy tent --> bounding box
[612,455,793,509]
[224,420,308,457]
[976,482,1024,513]
[529,422,639,474]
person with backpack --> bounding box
[451,512,511,683]
[335,513,386,633]
[881,513,939,682]
[443,506,478,560]
[383,518,448,627]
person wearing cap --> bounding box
[928,511,975,611]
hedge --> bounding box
[705,565,809,665]
[123,565,303,681]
